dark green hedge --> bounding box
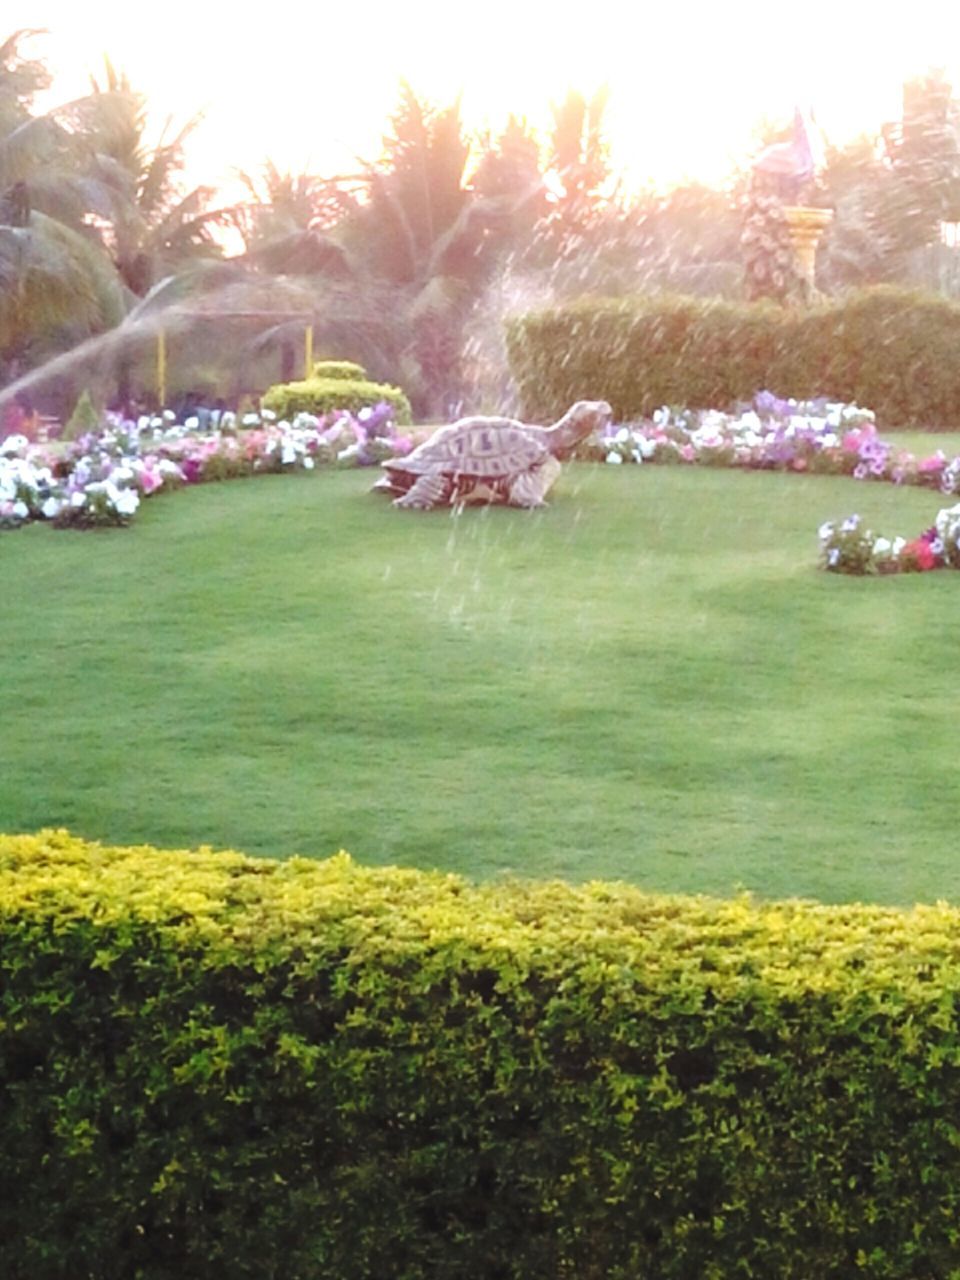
[4,831,960,1278]
[505,286,960,428]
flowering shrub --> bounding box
[586,390,960,492]
[0,403,413,532]
[818,504,960,575]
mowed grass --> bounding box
[2,463,958,905]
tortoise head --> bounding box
[550,400,613,457]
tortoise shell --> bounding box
[384,417,548,480]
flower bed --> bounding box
[0,403,414,531]
[589,390,960,494]
[5,390,960,576]
[587,390,960,578]
[818,505,960,575]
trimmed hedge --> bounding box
[262,367,413,425]
[505,286,960,428]
[5,831,960,1278]
[311,359,367,381]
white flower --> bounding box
[184,415,199,430]
[262,409,276,422]
[163,409,176,422]
[114,488,140,516]
[303,456,315,470]
[873,537,892,556]
[892,537,905,556]
[605,450,623,465]
[1,434,29,457]
[70,491,87,508]
[840,515,860,532]
[41,496,62,519]
[242,413,260,426]
[818,521,834,542]
[828,548,840,566]
[12,499,28,519]
[280,443,297,465]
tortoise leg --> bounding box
[508,458,561,508]
[393,473,447,509]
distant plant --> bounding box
[263,373,412,425]
[312,360,367,382]
[62,390,102,440]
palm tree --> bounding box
[327,84,514,417]
[75,60,228,297]
[540,87,611,253]
[0,32,127,390]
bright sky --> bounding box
[10,1,960,196]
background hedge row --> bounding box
[505,285,960,428]
[5,832,960,1278]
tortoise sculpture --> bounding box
[372,400,613,510]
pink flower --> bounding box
[139,467,164,495]
[842,426,876,453]
[918,454,945,473]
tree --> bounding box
[326,84,509,418]
[882,69,960,253]
[537,87,611,256]
[0,32,127,389]
[74,60,227,297]
[470,114,547,252]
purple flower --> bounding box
[754,390,792,419]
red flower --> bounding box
[902,538,937,571]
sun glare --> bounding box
[9,0,960,195]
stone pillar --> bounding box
[782,206,834,291]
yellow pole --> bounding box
[157,328,167,409]
[304,324,314,380]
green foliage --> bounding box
[506,286,960,427]
[6,829,960,1279]
[311,358,367,381]
[61,387,101,439]
[261,373,412,424]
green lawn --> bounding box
[885,430,960,454]
[2,463,958,905]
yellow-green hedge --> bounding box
[505,286,960,428]
[262,373,413,424]
[4,831,960,1277]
